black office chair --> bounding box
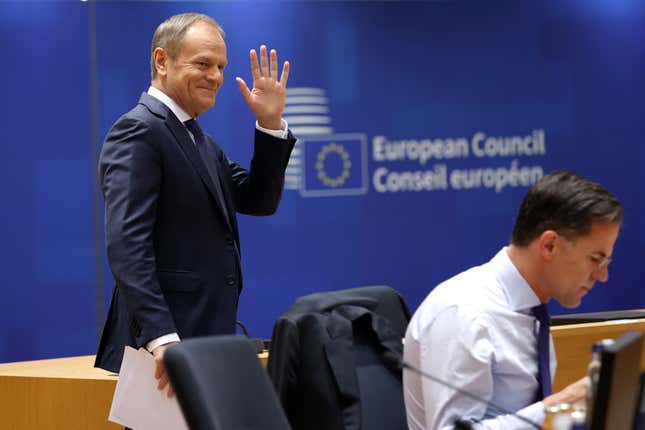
[267,285,411,430]
[634,372,645,430]
[164,335,291,430]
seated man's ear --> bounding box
[538,230,560,262]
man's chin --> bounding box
[194,99,216,116]
[559,297,582,309]
[204,97,216,109]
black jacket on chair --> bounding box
[267,286,411,430]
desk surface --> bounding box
[0,355,117,380]
[551,317,645,391]
[0,351,269,377]
[0,351,269,430]
[0,356,121,430]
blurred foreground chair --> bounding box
[267,285,411,430]
[164,335,291,430]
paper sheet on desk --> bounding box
[108,346,188,430]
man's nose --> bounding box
[593,265,609,283]
[206,66,222,83]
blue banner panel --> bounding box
[1,1,644,362]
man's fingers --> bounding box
[150,343,177,397]
[154,358,163,379]
[280,61,290,88]
[236,77,251,102]
[249,49,260,81]
[157,370,169,390]
[260,45,269,78]
[270,49,278,80]
[154,358,174,397]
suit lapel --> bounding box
[334,305,404,356]
[217,158,238,238]
[138,92,234,233]
[200,136,236,233]
[165,113,234,232]
[324,312,361,430]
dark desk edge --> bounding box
[551,309,645,326]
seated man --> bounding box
[403,170,623,429]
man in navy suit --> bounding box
[95,13,296,397]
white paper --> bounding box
[108,346,188,430]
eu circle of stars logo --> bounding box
[315,143,352,188]
[300,134,367,197]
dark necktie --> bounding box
[184,119,230,227]
[531,303,552,399]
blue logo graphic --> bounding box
[301,134,368,197]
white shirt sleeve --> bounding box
[473,402,545,429]
[255,119,289,139]
[145,333,181,352]
[420,306,545,430]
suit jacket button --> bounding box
[226,276,236,286]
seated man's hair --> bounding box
[511,170,623,246]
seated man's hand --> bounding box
[543,376,589,407]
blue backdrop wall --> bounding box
[1,0,644,363]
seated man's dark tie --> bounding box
[531,303,552,400]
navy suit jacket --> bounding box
[95,92,296,373]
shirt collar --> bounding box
[491,247,542,312]
[147,86,192,123]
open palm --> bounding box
[236,45,290,130]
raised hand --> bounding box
[236,45,290,130]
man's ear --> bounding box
[153,47,168,77]
[538,230,559,262]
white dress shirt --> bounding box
[403,247,556,430]
[144,86,288,352]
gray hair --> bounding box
[150,13,225,80]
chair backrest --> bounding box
[267,285,411,430]
[633,372,645,430]
[164,335,291,430]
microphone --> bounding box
[235,320,266,353]
[382,350,542,429]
